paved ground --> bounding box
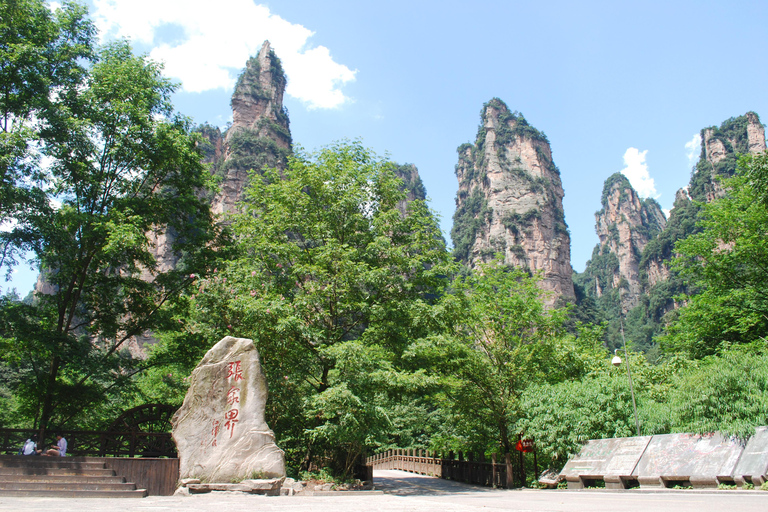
[0,469,766,512]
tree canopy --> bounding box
[170,141,452,476]
[663,153,768,358]
[0,3,217,431]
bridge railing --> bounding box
[0,428,176,458]
[366,449,522,489]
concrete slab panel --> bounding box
[733,426,768,483]
[634,433,743,478]
[559,436,651,479]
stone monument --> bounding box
[172,336,285,483]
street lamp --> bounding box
[613,327,641,437]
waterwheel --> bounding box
[103,404,177,457]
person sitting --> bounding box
[20,435,38,455]
[45,434,67,457]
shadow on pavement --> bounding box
[374,469,509,496]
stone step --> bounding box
[0,481,138,491]
[0,475,125,484]
[0,467,116,477]
[0,489,148,498]
[0,455,147,498]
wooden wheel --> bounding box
[103,404,177,457]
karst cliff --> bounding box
[451,98,574,300]
[575,111,767,351]
[580,174,666,310]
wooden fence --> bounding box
[0,428,175,458]
[367,449,534,489]
[96,456,179,495]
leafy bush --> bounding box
[518,374,635,470]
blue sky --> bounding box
[6,0,768,295]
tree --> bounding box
[662,347,768,439]
[0,32,217,431]
[0,0,95,272]
[518,374,636,469]
[409,259,604,455]
[178,141,452,476]
[662,153,768,358]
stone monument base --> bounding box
[174,477,284,496]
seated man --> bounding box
[21,435,38,455]
[46,434,67,457]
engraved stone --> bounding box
[172,336,285,483]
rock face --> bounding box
[212,41,291,215]
[451,98,574,300]
[690,112,766,202]
[589,173,666,309]
[575,111,766,351]
[172,336,285,483]
[392,163,427,214]
[747,112,766,154]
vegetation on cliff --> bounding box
[451,187,492,262]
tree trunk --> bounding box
[499,418,511,453]
[38,355,61,432]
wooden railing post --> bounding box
[505,452,513,489]
[518,438,525,487]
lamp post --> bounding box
[613,318,641,436]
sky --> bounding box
[6,0,768,295]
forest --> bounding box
[2,0,768,484]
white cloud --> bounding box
[685,133,702,166]
[91,0,356,109]
[619,147,658,198]
[662,209,671,218]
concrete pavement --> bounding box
[0,469,765,511]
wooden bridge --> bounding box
[367,448,538,489]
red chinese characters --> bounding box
[227,386,240,405]
[211,419,221,447]
[205,360,246,445]
[223,361,244,438]
[224,408,239,438]
[227,360,244,381]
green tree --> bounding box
[409,260,604,455]
[0,0,95,271]
[518,374,636,469]
[663,153,768,358]
[177,141,451,476]
[0,35,217,431]
[663,347,768,438]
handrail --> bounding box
[0,428,176,458]
[366,448,521,489]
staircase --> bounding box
[0,455,147,497]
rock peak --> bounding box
[229,41,288,138]
[590,173,666,308]
[212,45,291,215]
[452,98,573,301]
[600,173,632,209]
[690,111,766,202]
